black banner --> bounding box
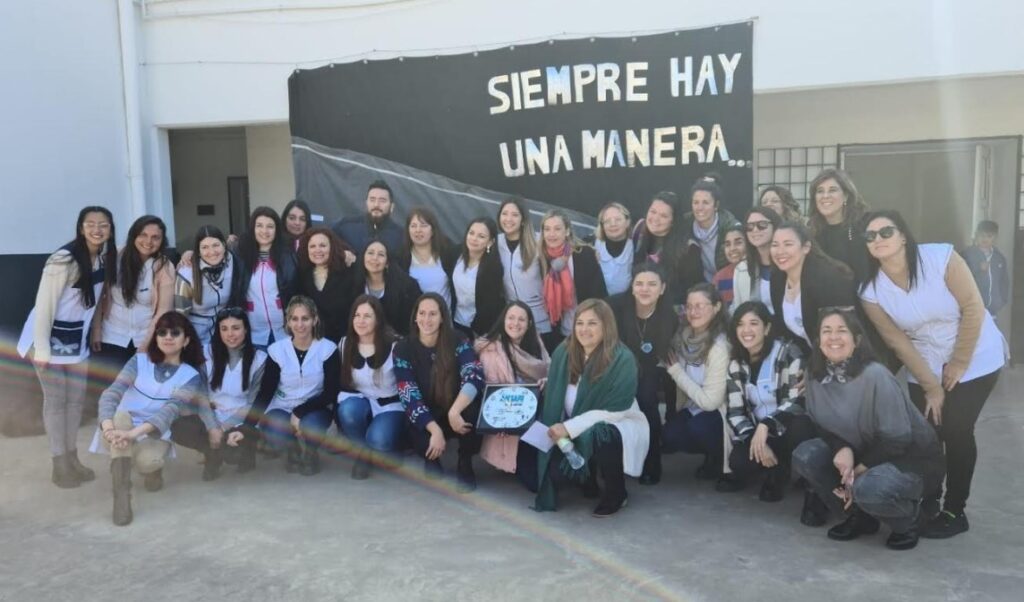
[289,23,753,236]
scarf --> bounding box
[822,359,851,384]
[534,343,637,511]
[473,336,550,384]
[677,326,713,366]
[200,255,229,287]
[543,243,575,324]
[693,214,720,281]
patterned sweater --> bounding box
[725,338,806,440]
[394,337,484,429]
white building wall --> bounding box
[245,124,296,212]
[0,0,132,254]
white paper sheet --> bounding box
[520,421,555,453]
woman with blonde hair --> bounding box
[593,202,635,296]
[538,210,607,348]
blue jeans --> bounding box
[662,409,723,458]
[793,438,924,532]
[261,408,333,451]
[336,396,406,454]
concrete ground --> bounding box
[1,370,1022,602]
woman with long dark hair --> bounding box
[174,225,245,346]
[539,210,607,345]
[444,216,506,339]
[296,227,353,343]
[730,206,782,311]
[608,262,678,484]
[394,293,486,492]
[92,311,207,525]
[350,240,421,337]
[236,206,298,348]
[399,206,452,308]
[710,223,748,306]
[247,296,339,476]
[170,307,266,480]
[858,210,1006,538]
[807,168,870,279]
[336,294,404,479]
[496,198,553,345]
[632,191,703,309]
[534,298,648,516]
[660,283,734,488]
[18,206,117,488]
[793,308,944,550]
[474,301,550,484]
[282,199,312,252]
[91,215,175,386]
[723,301,814,500]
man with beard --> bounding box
[331,180,404,254]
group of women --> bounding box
[20,168,1007,551]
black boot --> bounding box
[143,469,164,492]
[285,442,302,473]
[456,455,476,493]
[800,491,829,527]
[758,468,785,502]
[202,449,223,481]
[110,457,133,526]
[236,442,257,473]
[827,506,881,541]
[299,447,321,476]
[423,458,443,480]
[351,451,371,480]
[51,454,81,489]
[66,449,96,482]
[639,452,661,486]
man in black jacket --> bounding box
[331,179,404,254]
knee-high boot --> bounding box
[111,457,133,526]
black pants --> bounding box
[170,415,256,465]
[540,330,565,355]
[409,402,482,460]
[729,414,816,485]
[908,369,1000,514]
[636,366,672,478]
[546,427,625,504]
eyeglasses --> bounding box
[685,303,714,314]
[156,328,183,338]
[745,220,771,232]
[216,307,246,319]
[817,305,856,317]
[862,226,897,242]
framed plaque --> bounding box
[475,384,541,435]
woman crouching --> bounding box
[93,311,208,526]
[792,308,944,550]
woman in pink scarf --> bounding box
[474,302,550,483]
[539,210,608,348]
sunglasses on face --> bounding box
[817,305,856,317]
[156,328,183,338]
[746,220,771,232]
[862,225,897,242]
[216,306,246,319]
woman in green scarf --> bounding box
[534,298,649,517]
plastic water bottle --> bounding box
[557,437,586,470]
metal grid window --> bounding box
[755,146,838,213]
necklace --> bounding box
[635,309,655,354]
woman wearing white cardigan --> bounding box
[661,283,733,488]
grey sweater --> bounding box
[98,355,211,436]
[807,362,944,487]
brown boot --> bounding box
[111,457,133,526]
[52,454,81,489]
[66,449,96,482]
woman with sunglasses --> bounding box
[19,206,118,488]
[246,296,339,476]
[496,198,555,348]
[394,293,486,492]
[90,215,175,389]
[594,202,635,296]
[170,307,266,480]
[808,168,870,280]
[608,262,678,485]
[723,301,814,500]
[793,308,944,550]
[398,207,453,309]
[858,210,1006,539]
[539,210,607,347]
[759,186,803,224]
[445,216,506,339]
[769,221,858,353]
[296,227,353,343]
[710,223,748,306]
[351,240,422,337]
[236,207,299,348]
[336,295,404,480]
[91,312,208,525]
[175,225,246,346]
[474,301,550,486]
[729,207,782,312]
[660,283,734,488]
